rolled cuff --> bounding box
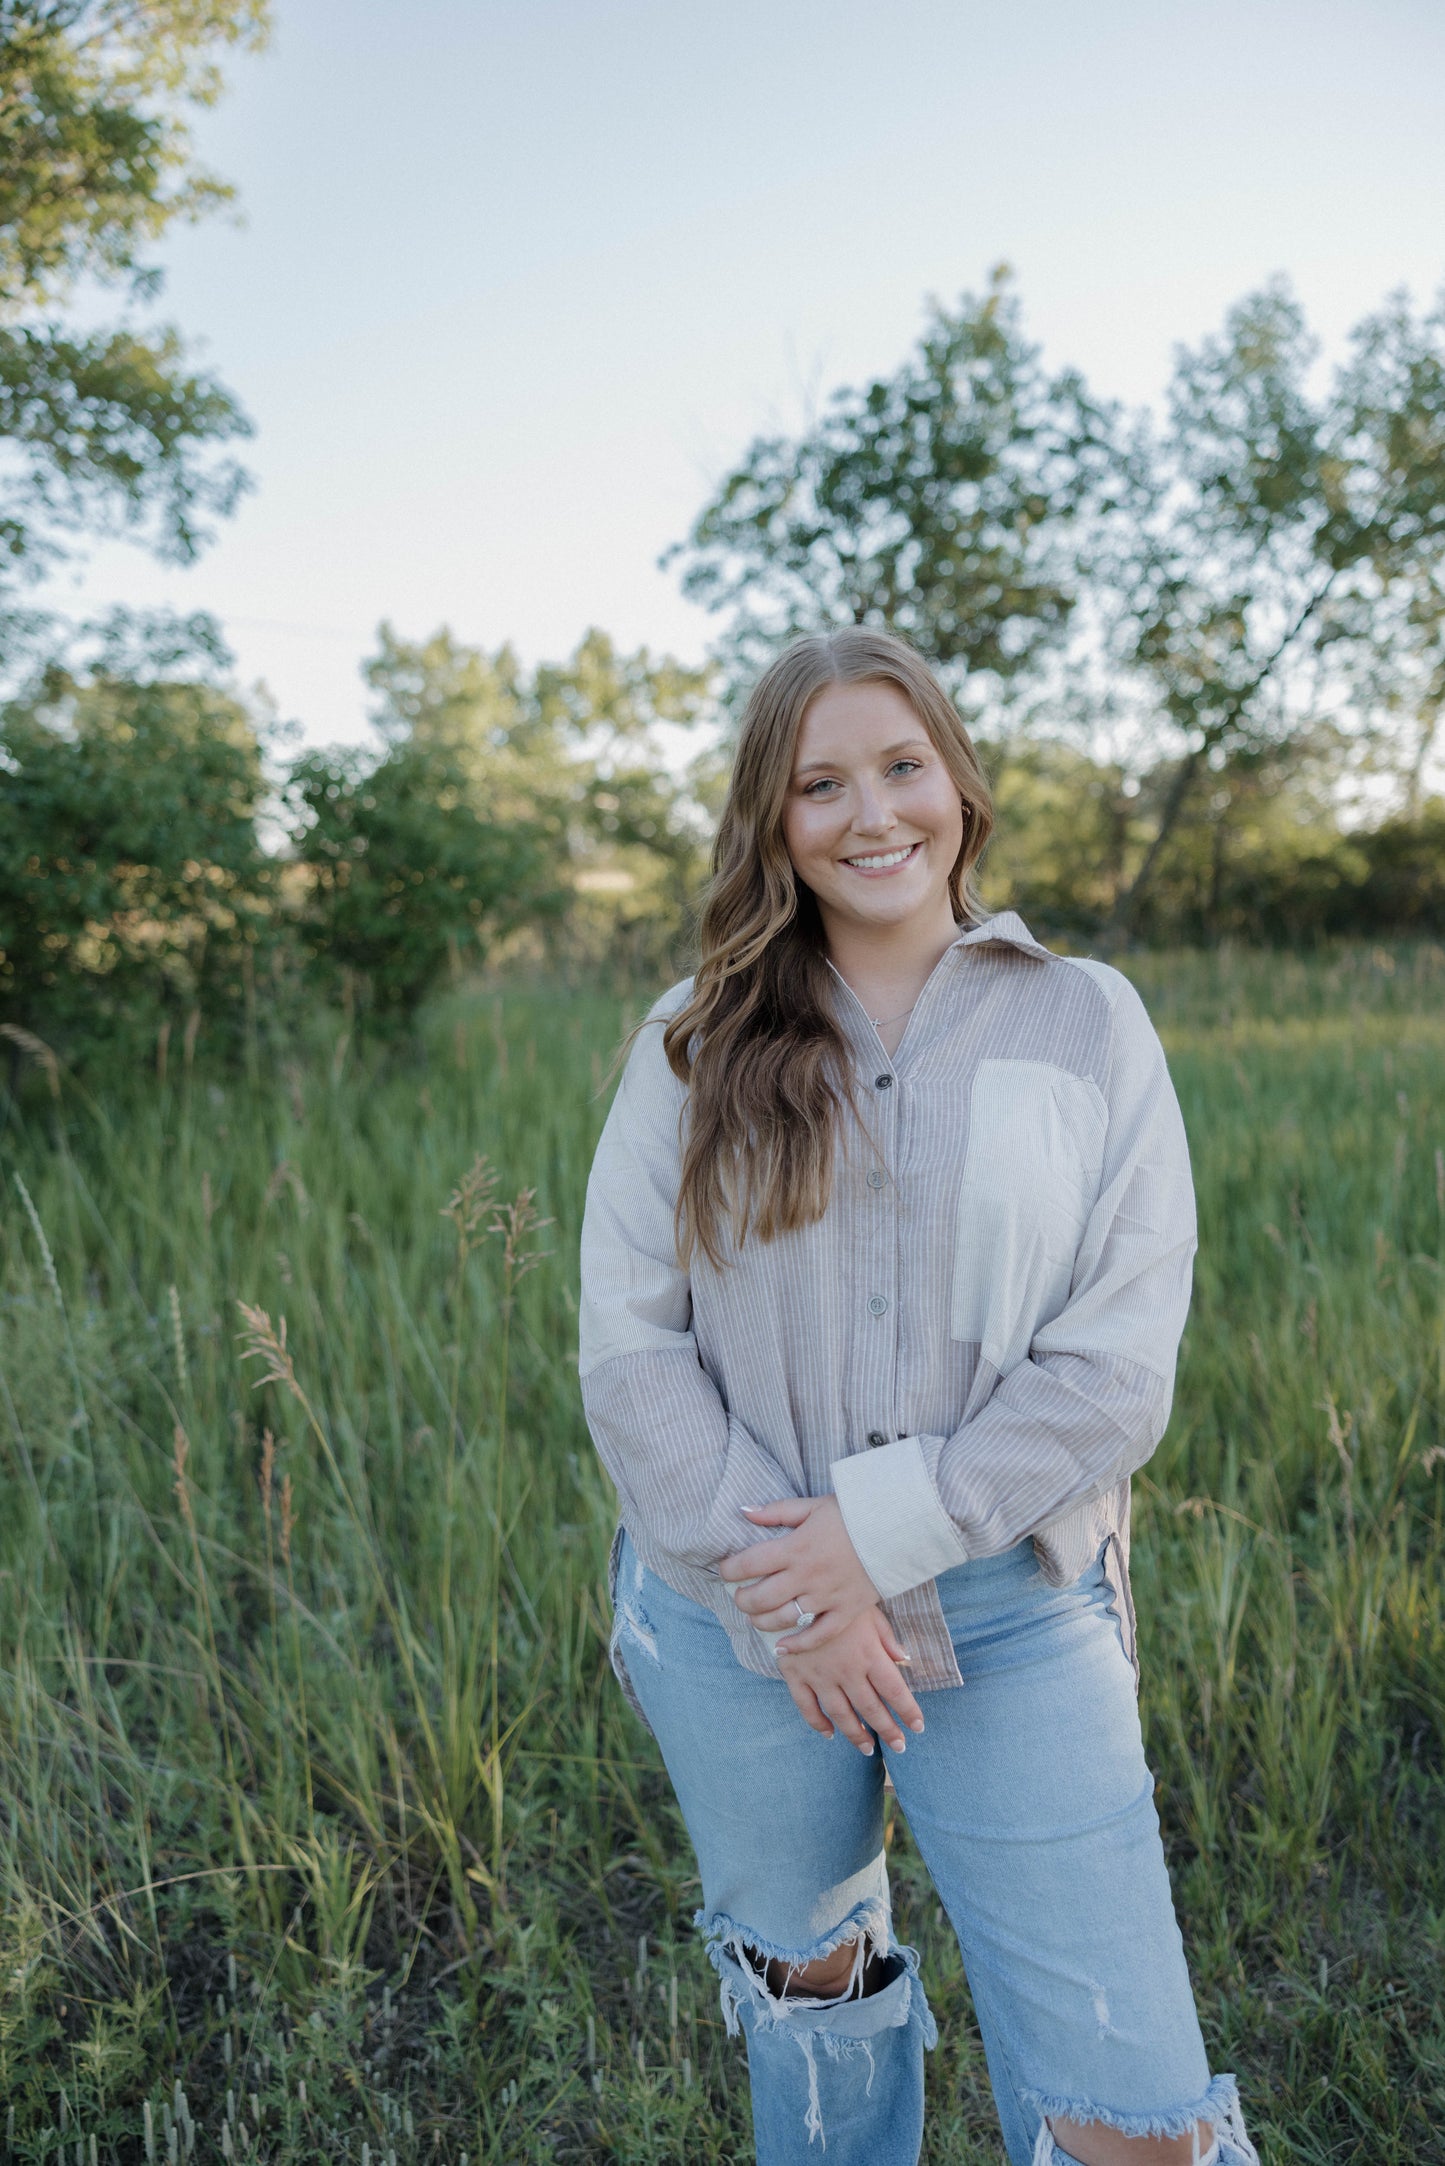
[831,1437,969,1600]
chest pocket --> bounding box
[949,1059,1107,1375]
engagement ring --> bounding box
[792,1600,815,1628]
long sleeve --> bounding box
[579,989,799,1574]
[832,971,1197,1600]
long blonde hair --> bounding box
[664,628,994,1268]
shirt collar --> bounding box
[952,909,1055,963]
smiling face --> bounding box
[779,678,966,947]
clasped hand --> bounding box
[719,1497,925,1756]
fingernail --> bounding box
[909,1720,925,1734]
[894,1654,912,1665]
[861,1745,874,1757]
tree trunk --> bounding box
[1206,795,1229,942]
[1107,570,1338,946]
[1404,702,1441,817]
[1107,743,1205,943]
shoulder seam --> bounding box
[1055,954,1126,1009]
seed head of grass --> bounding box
[12,1172,64,1309]
[489,1186,554,1286]
[0,1024,60,1100]
[441,1153,501,1254]
[262,1161,309,1214]
[235,1303,299,1399]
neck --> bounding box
[819,896,962,1016]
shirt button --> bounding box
[874,1073,893,1090]
[866,1430,888,1448]
[866,1168,886,1189]
[867,1295,888,1317]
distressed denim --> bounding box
[612,1528,1259,2166]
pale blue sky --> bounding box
[41,0,1445,745]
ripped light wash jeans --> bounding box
[611,1528,1259,2166]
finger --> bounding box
[740,1499,814,1527]
[743,1583,836,1630]
[717,1536,799,1585]
[775,1615,851,1655]
[846,1682,908,1754]
[785,1679,833,1738]
[748,1599,816,1631]
[817,1689,875,1757]
[879,1624,915,1667]
[869,1662,925,1735]
[728,1573,804,1618]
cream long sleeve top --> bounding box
[578,910,1198,1697]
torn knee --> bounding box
[757,1935,906,2007]
[695,1896,936,2041]
[698,1901,937,2149]
[1048,2117,1217,2166]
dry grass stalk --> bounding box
[440,1152,500,1252]
[488,1186,554,1303]
[0,1023,61,1100]
[236,1304,298,1400]
[278,1474,295,1567]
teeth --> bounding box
[845,844,917,869]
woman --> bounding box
[578,629,1258,2166]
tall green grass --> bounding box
[0,946,1441,2163]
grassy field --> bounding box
[0,943,1442,2164]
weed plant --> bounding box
[0,946,1442,2162]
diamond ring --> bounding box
[793,1599,816,1628]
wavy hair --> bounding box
[662,628,994,1268]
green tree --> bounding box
[1349,799,1445,933]
[1096,281,1445,933]
[667,267,1109,701]
[977,736,1135,937]
[287,738,564,1019]
[290,624,715,1013]
[534,626,716,933]
[0,0,266,615]
[0,613,271,1048]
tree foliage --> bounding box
[0,0,266,598]
[0,614,270,1046]
[1096,281,1445,928]
[0,316,249,577]
[675,272,1445,931]
[287,624,715,1016]
[287,738,563,1018]
[0,0,269,307]
[668,267,1109,697]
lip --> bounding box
[839,839,923,877]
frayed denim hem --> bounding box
[696,1897,936,2146]
[1025,2071,1259,2165]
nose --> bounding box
[850,781,896,837]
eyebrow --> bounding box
[793,737,932,777]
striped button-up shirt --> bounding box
[578,910,1197,1699]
